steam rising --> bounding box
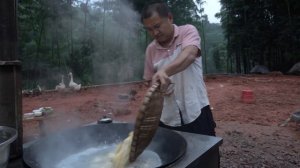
[20,0,145,89]
[27,124,163,168]
[90,0,144,84]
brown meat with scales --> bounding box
[129,83,164,162]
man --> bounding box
[141,2,216,136]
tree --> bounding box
[217,0,300,73]
[18,0,215,89]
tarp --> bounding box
[288,62,300,75]
[250,65,270,74]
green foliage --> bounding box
[18,0,227,89]
[18,0,144,89]
[218,0,300,73]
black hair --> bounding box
[141,1,171,22]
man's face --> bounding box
[143,12,174,45]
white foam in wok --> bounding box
[56,144,161,168]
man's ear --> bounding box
[168,13,173,23]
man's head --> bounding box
[141,2,174,46]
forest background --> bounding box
[17,0,300,89]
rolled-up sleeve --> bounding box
[181,25,201,55]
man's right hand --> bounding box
[152,70,171,94]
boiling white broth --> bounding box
[55,144,161,168]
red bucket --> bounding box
[241,90,255,103]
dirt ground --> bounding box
[22,74,300,168]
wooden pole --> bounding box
[0,0,23,159]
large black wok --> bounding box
[23,123,186,168]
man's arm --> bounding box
[163,45,199,76]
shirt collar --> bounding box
[155,24,179,49]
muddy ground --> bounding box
[22,74,300,167]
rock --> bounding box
[288,62,300,75]
[250,65,270,74]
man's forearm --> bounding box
[163,45,199,77]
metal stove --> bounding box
[8,130,222,168]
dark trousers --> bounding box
[159,105,216,136]
[159,105,220,167]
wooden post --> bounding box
[0,0,23,159]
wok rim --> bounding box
[23,123,187,168]
[0,126,18,147]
